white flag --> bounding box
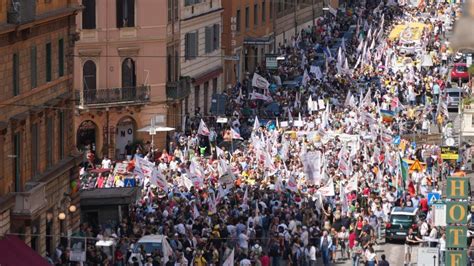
[252,73,270,90]
[319,178,335,196]
[162,237,173,264]
[150,168,168,190]
[197,119,210,136]
[223,249,234,266]
[253,116,260,131]
[216,146,225,158]
[193,204,200,219]
[231,128,243,140]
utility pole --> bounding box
[312,0,315,27]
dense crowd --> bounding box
[68,1,472,266]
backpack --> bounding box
[269,243,280,257]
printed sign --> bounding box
[441,146,459,160]
[446,226,467,248]
[446,201,468,224]
[446,250,467,266]
[427,192,440,206]
[446,177,469,199]
[433,203,446,227]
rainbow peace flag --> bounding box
[380,109,395,123]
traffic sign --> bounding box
[427,192,440,206]
[409,160,423,172]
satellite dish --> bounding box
[446,138,455,147]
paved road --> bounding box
[327,242,421,266]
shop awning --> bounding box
[243,36,273,45]
[0,235,51,266]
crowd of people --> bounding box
[71,1,472,266]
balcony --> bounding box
[76,86,151,108]
[166,78,191,101]
[12,182,47,216]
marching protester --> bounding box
[73,1,465,266]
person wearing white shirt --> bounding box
[101,156,112,169]
[308,245,317,266]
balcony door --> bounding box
[122,58,136,101]
[83,60,97,104]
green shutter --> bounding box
[13,53,19,96]
[58,39,64,77]
[31,46,37,88]
[46,43,52,82]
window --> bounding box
[83,60,96,104]
[185,31,198,60]
[262,1,266,22]
[13,53,19,96]
[116,0,135,28]
[213,24,220,51]
[46,116,53,168]
[203,81,209,114]
[58,111,65,159]
[46,43,52,82]
[270,0,273,19]
[254,4,258,26]
[205,26,212,54]
[194,85,200,112]
[58,39,64,77]
[82,0,96,29]
[174,0,178,21]
[122,58,136,88]
[31,123,39,177]
[31,46,37,89]
[245,7,249,29]
[212,77,217,95]
[13,132,21,192]
[236,9,241,32]
[205,24,220,53]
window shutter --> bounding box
[205,27,211,53]
[194,30,198,58]
[214,24,220,51]
[185,33,189,60]
[31,46,37,89]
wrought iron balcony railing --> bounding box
[76,86,151,107]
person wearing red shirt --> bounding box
[419,195,429,215]
[260,251,270,266]
[349,229,357,250]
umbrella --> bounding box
[137,125,175,133]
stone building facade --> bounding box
[0,0,81,257]
[74,0,176,157]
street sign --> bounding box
[446,137,455,146]
[446,250,467,266]
[410,160,423,172]
[417,247,439,266]
[446,226,467,248]
[441,146,459,160]
[446,177,469,199]
[446,201,468,224]
[427,192,440,206]
[265,54,278,70]
[433,203,447,227]
[224,55,240,61]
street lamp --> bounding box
[58,212,66,220]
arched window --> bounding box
[83,60,97,104]
[122,58,136,88]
